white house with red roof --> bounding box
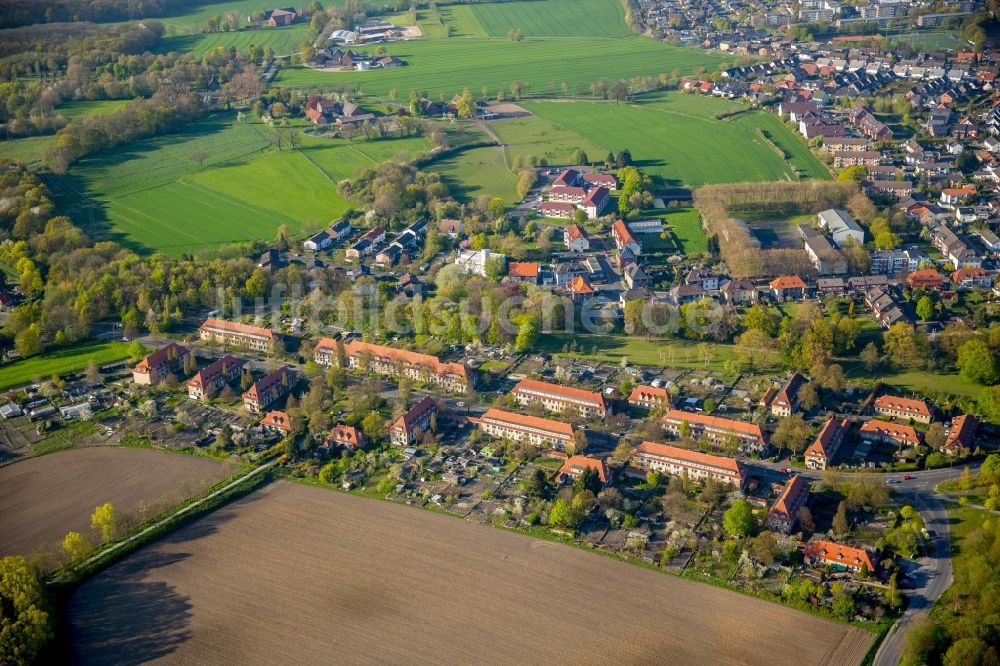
[564,224,590,252]
[556,455,609,487]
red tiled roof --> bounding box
[557,455,609,484]
[325,424,364,449]
[860,419,921,444]
[944,414,977,451]
[260,410,291,432]
[906,268,943,286]
[769,475,809,522]
[583,186,609,207]
[874,395,932,419]
[315,339,471,384]
[804,540,875,572]
[951,267,989,283]
[134,342,186,373]
[635,440,743,475]
[565,224,588,241]
[571,275,595,295]
[243,367,295,402]
[662,409,764,439]
[391,395,437,433]
[513,378,606,409]
[479,408,575,437]
[769,275,807,290]
[805,417,847,459]
[185,355,242,389]
[628,384,670,405]
[612,219,638,247]
[200,317,274,340]
[942,187,976,197]
[508,261,539,278]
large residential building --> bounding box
[766,475,810,534]
[661,410,766,454]
[556,455,609,487]
[632,441,745,489]
[389,395,437,447]
[770,373,805,417]
[132,343,189,386]
[873,395,932,424]
[185,355,243,400]
[242,367,295,413]
[804,540,875,574]
[628,385,671,411]
[859,419,921,447]
[477,409,575,449]
[198,318,275,353]
[313,338,473,393]
[512,378,609,419]
[943,414,978,455]
[805,418,848,470]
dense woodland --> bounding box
[0,0,222,29]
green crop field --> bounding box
[47,114,429,256]
[0,341,132,389]
[155,24,309,55]
[523,93,830,188]
[272,38,726,100]
[470,0,631,38]
[490,114,605,166]
[427,145,519,203]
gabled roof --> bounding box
[860,419,921,444]
[769,275,807,290]
[479,408,575,437]
[243,367,295,402]
[512,378,606,409]
[260,410,291,432]
[391,395,437,433]
[944,414,978,451]
[565,224,589,241]
[635,441,743,476]
[628,384,670,405]
[508,261,539,278]
[661,410,764,439]
[805,417,846,459]
[769,475,809,521]
[558,455,609,484]
[200,318,274,341]
[804,540,875,572]
[325,424,364,448]
[570,275,595,295]
[874,395,931,419]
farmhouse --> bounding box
[766,475,810,534]
[804,540,875,574]
[805,417,848,470]
[477,408,575,449]
[661,410,766,454]
[628,385,671,411]
[199,318,275,353]
[612,220,641,255]
[132,342,189,386]
[859,419,921,447]
[390,396,438,447]
[632,441,745,489]
[564,224,590,252]
[556,455,609,487]
[769,373,805,417]
[943,414,978,455]
[324,424,365,451]
[185,355,243,400]
[242,367,295,414]
[873,395,932,424]
[512,378,609,419]
[313,338,473,392]
[264,7,297,26]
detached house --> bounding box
[556,455,609,487]
[805,418,848,470]
[769,372,805,417]
[564,224,590,252]
[628,385,671,411]
[766,475,810,534]
[243,367,296,413]
[612,220,641,256]
[389,395,438,446]
[769,275,807,300]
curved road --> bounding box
[749,461,975,666]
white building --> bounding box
[455,249,505,276]
[817,209,865,247]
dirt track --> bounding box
[69,481,873,665]
[0,448,233,558]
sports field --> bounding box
[523,94,830,188]
[49,115,429,256]
[155,24,308,56]
[68,481,873,664]
[0,447,234,558]
[470,0,632,38]
[0,341,132,390]
[272,38,726,99]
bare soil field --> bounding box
[0,447,234,559]
[69,481,873,665]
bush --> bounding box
[925,452,950,469]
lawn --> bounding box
[469,0,631,38]
[489,114,605,166]
[0,135,52,164]
[272,38,726,100]
[47,114,428,256]
[155,24,309,56]
[524,93,830,189]
[0,341,132,389]
[839,358,985,400]
[640,207,708,255]
[537,333,781,371]
[427,145,519,203]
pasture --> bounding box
[68,481,874,665]
[490,114,606,166]
[0,341,132,390]
[272,38,726,99]
[523,94,830,188]
[0,135,51,163]
[154,24,308,56]
[0,447,234,558]
[470,0,631,38]
[427,145,519,202]
[49,115,429,256]
[537,333,772,371]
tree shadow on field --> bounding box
[69,550,194,665]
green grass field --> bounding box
[648,207,707,255]
[272,38,726,100]
[48,114,429,256]
[0,342,132,389]
[490,114,605,166]
[470,0,631,38]
[0,100,134,164]
[58,99,133,120]
[427,145,519,202]
[155,24,308,55]
[523,93,830,188]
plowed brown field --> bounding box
[0,447,234,558]
[68,481,873,665]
